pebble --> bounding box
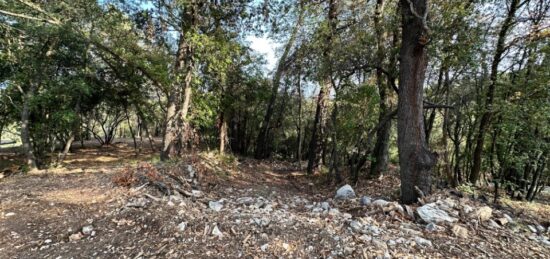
[82,225,94,235]
[261,243,269,252]
[209,200,224,212]
[178,222,187,232]
[414,236,433,247]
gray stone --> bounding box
[236,197,255,205]
[414,236,433,247]
[425,223,442,232]
[177,222,187,232]
[209,200,224,212]
[82,225,94,235]
[260,243,269,252]
[350,220,364,233]
[321,202,330,210]
[335,184,355,200]
[360,196,372,206]
[528,225,538,233]
[417,203,458,224]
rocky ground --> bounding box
[0,144,549,258]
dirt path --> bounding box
[1,144,549,258]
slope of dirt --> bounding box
[1,143,549,258]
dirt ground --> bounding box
[0,141,549,258]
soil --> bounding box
[1,141,549,258]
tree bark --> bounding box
[370,0,392,179]
[470,0,520,184]
[397,0,437,204]
[160,3,198,160]
[307,0,338,175]
[20,84,38,170]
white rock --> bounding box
[212,225,223,237]
[5,212,15,217]
[178,222,187,232]
[528,225,538,233]
[328,208,340,216]
[335,184,355,200]
[414,236,433,247]
[209,200,224,212]
[236,197,254,205]
[82,225,94,235]
[417,203,458,224]
[350,220,365,233]
[260,243,269,252]
[321,202,330,210]
[371,199,391,208]
[44,239,52,244]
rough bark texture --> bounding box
[160,4,198,161]
[307,0,338,175]
[470,0,520,184]
[398,0,437,204]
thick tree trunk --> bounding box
[307,0,338,175]
[255,5,304,159]
[160,5,198,160]
[470,0,520,184]
[21,84,38,170]
[398,0,437,204]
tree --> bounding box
[397,0,437,204]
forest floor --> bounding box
[0,141,549,258]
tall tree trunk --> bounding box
[255,4,304,159]
[370,0,392,178]
[307,0,338,175]
[160,4,198,160]
[398,0,437,204]
[470,0,520,184]
[21,84,38,170]
[219,112,228,153]
[296,71,304,165]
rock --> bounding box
[260,243,269,252]
[328,208,340,216]
[209,200,224,212]
[387,240,397,246]
[372,238,388,250]
[417,203,458,224]
[536,225,545,233]
[5,212,15,217]
[503,214,514,223]
[342,213,353,219]
[528,225,538,233]
[44,239,52,244]
[360,196,372,206]
[335,184,355,200]
[321,202,330,211]
[312,207,323,213]
[414,236,433,247]
[177,222,187,232]
[462,205,474,214]
[452,225,469,239]
[372,199,391,208]
[237,197,255,205]
[282,243,290,251]
[82,225,93,235]
[471,206,492,221]
[191,190,203,197]
[69,233,83,241]
[495,217,509,226]
[359,234,372,243]
[425,223,443,232]
[212,225,223,238]
[350,220,365,234]
[488,219,501,228]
